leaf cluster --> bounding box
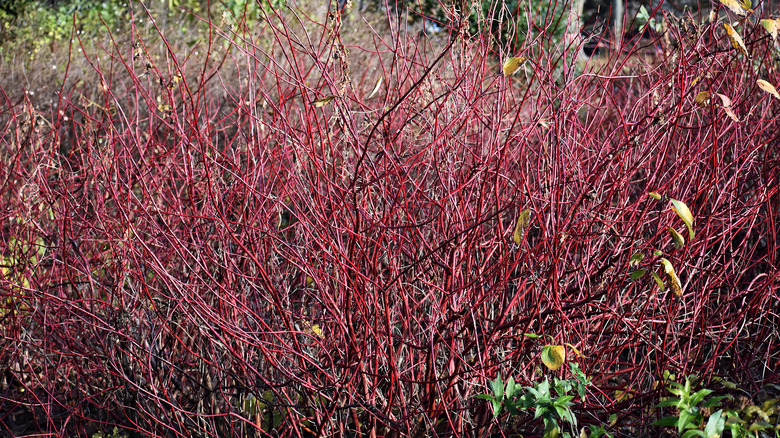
[654,377,780,438]
[477,363,601,438]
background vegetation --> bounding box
[1,0,779,436]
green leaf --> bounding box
[690,388,713,407]
[505,377,516,399]
[657,398,683,408]
[490,375,504,399]
[670,198,695,240]
[541,345,566,370]
[649,192,662,200]
[555,395,575,406]
[703,410,725,438]
[701,395,729,408]
[631,269,647,280]
[717,378,737,390]
[681,430,707,438]
[492,399,502,417]
[653,415,681,426]
[651,271,666,291]
[629,252,645,267]
[678,410,694,435]
[524,333,543,339]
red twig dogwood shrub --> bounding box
[1,1,778,436]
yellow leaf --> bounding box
[739,0,753,11]
[303,321,324,338]
[541,345,566,370]
[723,23,749,58]
[502,57,527,77]
[670,198,695,240]
[667,226,685,249]
[564,342,585,358]
[660,258,683,298]
[512,209,531,244]
[757,79,780,100]
[694,91,711,108]
[312,95,336,107]
[760,18,780,40]
[720,0,748,16]
[157,104,171,112]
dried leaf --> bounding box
[367,76,383,99]
[312,95,337,107]
[502,57,527,77]
[512,209,531,244]
[660,258,683,297]
[694,91,711,107]
[541,345,566,370]
[723,23,749,58]
[720,0,748,16]
[760,18,780,40]
[716,93,733,107]
[715,93,740,122]
[670,198,695,240]
[757,79,780,100]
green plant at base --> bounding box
[0,0,130,57]
[477,362,603,438]
[653,376,780,438]
[637,5,660,35]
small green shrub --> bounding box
[477,362,601,438]
[654,376,780,438]
[0,0,130,57]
